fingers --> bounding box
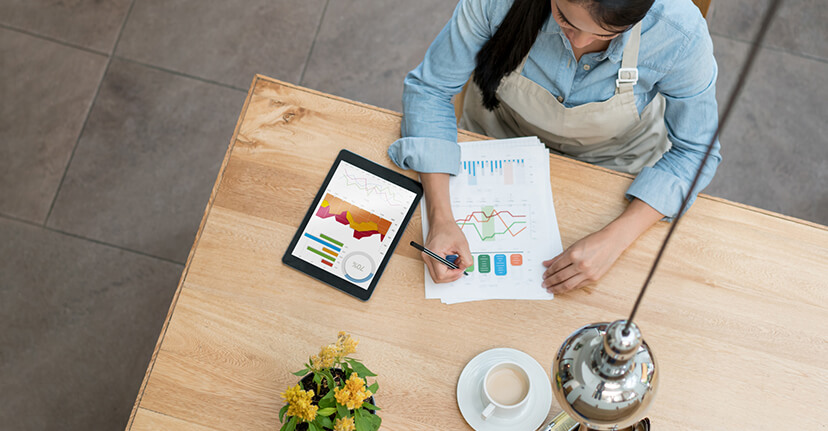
[544,272,589,294]
[542,254,562,268]
[543,252,571,279]
[542,264,578,289]
[455,240,473,272]
[423,252,465,283]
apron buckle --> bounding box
[616,67,639,88]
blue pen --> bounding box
[409,241,469,276]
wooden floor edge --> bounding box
[125,75,262,430]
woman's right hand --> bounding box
[424,216,472,283]
[419,172,472,283]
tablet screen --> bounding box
[291,160,418,290]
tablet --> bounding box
[282,150,423,301]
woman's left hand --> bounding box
[541,228,627,294]
[541,198,666,294]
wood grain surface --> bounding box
[127,75,828,431]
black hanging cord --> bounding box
[624,0,784,334]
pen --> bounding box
[409,241,469,276]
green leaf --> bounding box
[307,422,319,431]
[364,413,381,431]
[279,405,289,422]
[318,396,335,409]
[317,407,336,417]
[361,402,380,411]
[354,410,370,431]
[367,382,378,393]
[319,415,333,429]
[322,369,336,388]
[313,373,322,385]
[346,359,377,377]
[291,368,310,377]
[337,403,350,418]
[284,416,297,431]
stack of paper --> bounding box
[422,137,563,304]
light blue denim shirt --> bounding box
[388,0,720,219]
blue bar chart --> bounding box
[462,159,526,186]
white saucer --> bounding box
[457,348,553,431]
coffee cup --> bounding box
[481,361,531,420]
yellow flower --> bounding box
[334,373,373,410]
[309,344,338,372]
[337,332,359,357]
[281,384,318,422]
[334,416,356,431]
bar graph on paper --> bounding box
[462,159,527,186]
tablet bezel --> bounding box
[282,149,423,301]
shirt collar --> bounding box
[541,15,634,64]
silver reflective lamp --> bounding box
[546,1,782,429]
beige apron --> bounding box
[460,23,670,174]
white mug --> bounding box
[481,361,531,420]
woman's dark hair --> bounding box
[472,0,655,110]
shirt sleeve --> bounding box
[388,0,503,175]
[626,20,721,221]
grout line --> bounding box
[710,31,828,65]
[299,0,331,85]
[42,0,138,226]
[0,23,109,56]
[0,212,185,266]
[113,56,248,92]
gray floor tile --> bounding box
[300,0,458,112]
[115,0,326,89]
[706,36,828,225]
[46,59,245,262]
[0,29,107,223]
[707,0,828,61]
[0,0,132,53]
[0,218,182,431]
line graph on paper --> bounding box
[341,165,407,207]
[453,203,537,251]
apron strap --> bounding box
[515,53,530,75]
[616,22,642,94]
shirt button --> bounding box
[583,64,591,71]
[557,96,564,103]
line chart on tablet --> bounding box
[341,165,409,207]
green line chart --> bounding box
[455,206,528,241]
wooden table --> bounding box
[127,75,828,430]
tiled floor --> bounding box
[1,0,825,429]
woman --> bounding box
[388,0,720,294]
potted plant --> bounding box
[279,332,381,431]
